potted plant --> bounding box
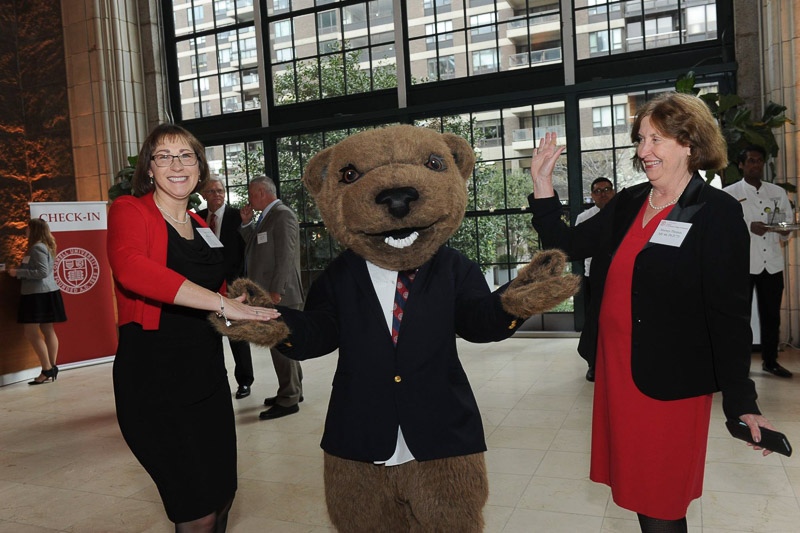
[676,71,794,191]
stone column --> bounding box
[760,0,799,345]
[61,0,150,201]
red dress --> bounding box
[590,202,712,520]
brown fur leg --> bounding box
[398,453,489,533]
[323,452,408,533]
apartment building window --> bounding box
[472,49,498,74]
[275,47,293,62]
[685,4,716,41]
[589,28,622,55]
[469,13,496,39]
[274,20,292,40]
[425,20,454,50]
[427,55,456,81]
[592,104,626,133]
[318,10,338,34]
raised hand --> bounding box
[529,132,565,199]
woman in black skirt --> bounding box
[107,124,279,533]
[8,218,67,385]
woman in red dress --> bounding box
[528,93,779,533]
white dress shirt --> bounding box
[365,260,416,467]
[723,180,792,274]
[575,205,600,276]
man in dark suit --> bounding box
[199,177,254,399]
[240,176,304,420]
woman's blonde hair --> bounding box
[631,92,728,173]
[27,218,57,257]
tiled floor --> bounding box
[2,338,800,532]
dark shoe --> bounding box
[52,365,59,380]
[763,362,792,378]
[264,395,303,407]
[259,403,299,420]
[585,366,595,382]
[235,385,251,399]
[29,367,56,385]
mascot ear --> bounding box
[303,146,334,196]
[441,133,475,181]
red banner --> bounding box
[29,202,117,364]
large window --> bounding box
[408,0,562,84]
[173,0,260,119]
[268,1,397,105]
[164,0,730,330]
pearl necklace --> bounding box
[154,198,189,224]
[648,189,679,211]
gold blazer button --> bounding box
[394,375,402,383]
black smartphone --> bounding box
[725,420,792,457]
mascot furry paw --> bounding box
[209,278,289,347]
[502,248,581,317]
[212,124,578,532]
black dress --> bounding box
[113,220,235,523]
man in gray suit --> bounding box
[240,176,304,420]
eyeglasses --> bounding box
[592,186,614,194]
[204,189,225,195]
[151,153,198,167]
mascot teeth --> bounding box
[385,231,419,249]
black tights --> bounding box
[175,497,234,533]
[637,513,687,533]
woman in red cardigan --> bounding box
[107,124,278,532]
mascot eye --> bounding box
[339,164,362,184]
[425,155,446,171]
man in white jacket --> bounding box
[723,145,793,377]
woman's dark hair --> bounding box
[131,123,210,197]
[631,92,727,173]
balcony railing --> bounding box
[509,47,562,68]
[513,125,566,143]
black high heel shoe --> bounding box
[52,365,59,380]
[29,367,56,385]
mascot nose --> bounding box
[375,187,419,219]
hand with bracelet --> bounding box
[214,291,281,326]
[170,279,280,325]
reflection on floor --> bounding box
[1,338,800,532]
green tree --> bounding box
[273,42,397,105]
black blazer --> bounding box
[278,247,522,462]
[529,174,759,420]
[198,205,246,284]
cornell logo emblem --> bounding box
[55,247,100,294]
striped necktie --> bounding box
[391,269,417,346]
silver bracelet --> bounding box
[216,293,231,327]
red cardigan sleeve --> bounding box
[107,194,187,305]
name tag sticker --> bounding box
[21,256,30,264]
[650,220,692,247]
[257,232,268,244]
[197,227,224,248]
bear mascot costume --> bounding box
[212,125,579,532]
